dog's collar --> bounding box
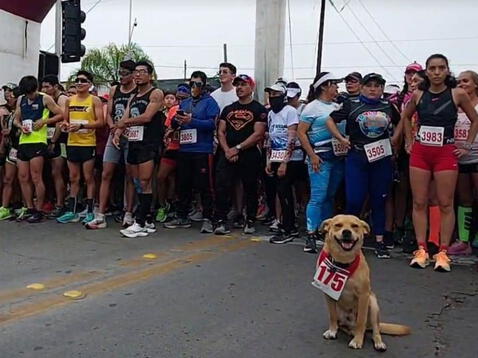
[318,250,361,276]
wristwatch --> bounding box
[462,141,472,150]
[235,144,242,151]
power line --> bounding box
[328,1,397,80]
[357,0,410,62]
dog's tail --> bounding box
[379,323,411,336]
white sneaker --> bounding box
[85,215,107,229]
[123,211,134,227]
[145,221,157,233]
[269,219,281,232]
[120,222,148,238]
[78,208,88,218]
[189,209,203,222]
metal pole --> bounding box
[223,43,228,63]
[55,0,62,77]
[316,0,326,76]
[183,60,187,80]
[128,0,133,45]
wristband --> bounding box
[462,142,473,150]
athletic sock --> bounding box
[457,206,472,243]
[86,198,94,213]
[439,245,448,253]
[67,197,77,213]
[418,242,428,252]
[428,206,441,246]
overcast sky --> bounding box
[40,0,478,90]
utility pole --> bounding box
[183,60,187,80]
[223,43,228,63]
[55,0,62,77]
[128,0,133,45]
[316,0,326,76]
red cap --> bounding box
[405,62,423,73]
[233,74,256,89]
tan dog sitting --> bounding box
[313,215,410,351]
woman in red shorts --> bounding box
[403,54,478,272]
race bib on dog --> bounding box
[312,250,360,301]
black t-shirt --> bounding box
[221,100,267,148]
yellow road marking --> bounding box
[0,238,258,326]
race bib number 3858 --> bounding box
[312,257,349,301]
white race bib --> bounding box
[312,256,349,301]
[270,150,287,162]
[22,119,33,133]
[418,125,444,146]
[126,126,144,141]
[71,119,89,134]
[332,137,349,156]
[180,129,197,144]
[364,139,392,163]
[454,122,469,141]
[47,127,56,139]
[8,148,17,162]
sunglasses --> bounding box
[119,70,132,76]
[190,81,204,88]
[75,78,89,84]
[134,69,149,75]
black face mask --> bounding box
[270,95,286,113]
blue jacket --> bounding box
[179,93,219,153]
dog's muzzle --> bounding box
[335,229,358,251]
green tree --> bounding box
[68,43,153,86]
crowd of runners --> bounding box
[1,53,477,272]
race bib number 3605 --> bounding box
[312,257,349,301]
[364,139,392,163]
[419,125,444,146]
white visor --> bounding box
[313,73,342,89]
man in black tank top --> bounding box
[86,60,137,230]
[41,75,69,218]
[113,61,164,238]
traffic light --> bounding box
[61,0,86,63]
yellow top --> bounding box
[67,94,96,146]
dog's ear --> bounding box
[360,220,370,235]
[319,219,333,234]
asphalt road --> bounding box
[0,220,477,358]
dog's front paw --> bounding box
[323,329,338,340]
[373,340,387,352]
[348,338,363,349]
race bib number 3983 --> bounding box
[312,257,349,301]
[364,139,392,163]
[419,125,444,146]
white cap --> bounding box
[312,73,343,89]
[265,83,287,94]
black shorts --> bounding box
[162,149,178,161]
[459,162,478,174]
[127,142,158,165]
[17,143,47,161]
[67,146,96,163]
[45,141,62,160]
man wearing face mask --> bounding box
[265,82,306,244]
[164,71,220,233]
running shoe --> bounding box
[164,217,192,229]
[227,208,238,221]
[42,201,54,214]
[155,204,170,223]
[16,207,33,221]
[304,233,318,253]
[200,219,214,234]
[384,231,394,250]
[374,241,391,259]
[81,212,95,225]
[189,209,203,222]
[233,215,244,229]
[409,247,430,269]
[47,206,65,219]
[85,215,107,230]
[433,251,451,272]
[0,207,12,221]
[78,207,88,218]
[145,221,157,233]
[120,222,148,238]
[27,211,44,223]
[56,211,80,224]
[214,221,231,235]
[269,233,295,244]
[243,220,256,234]
[448,240,472,256]
[255,202,269,220]
[269,219,281,233]
[262,215,275,226]
[122,211,134,227]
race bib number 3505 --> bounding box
[312,257,349,301]
[364,139,392,163]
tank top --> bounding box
[19,93,49,145]
[67,94,96,146]
[127,88,164,144]
[455,104,478,164]
[416,88,457,144]
[112,86,136,123]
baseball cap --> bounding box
[120,59,136,72]
[362,73,386,85]
[176,83,191,95]
[265,82,286,94]
[286,82,301,98]
[405,62,423,73]
[345,72,362,82]
[233,74,256,89]
[384,84,401,95]
[2,82,17,91]
[312,72,343,89]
